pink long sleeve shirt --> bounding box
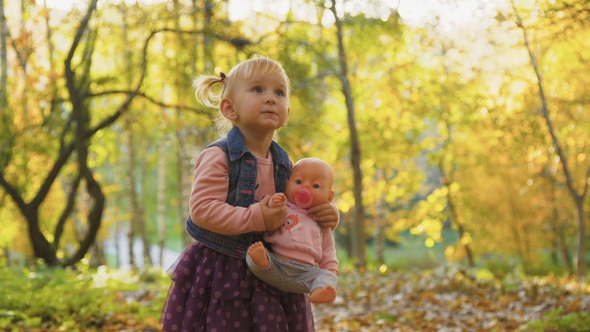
[188,147,278,235]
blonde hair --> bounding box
[193,55,291,137]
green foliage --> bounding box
[0,264,168,330]
[527,309,590,332]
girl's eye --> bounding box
[295,180,302,185]
[253,87,262,93]
[275,90,285,96]
[313,184,320,189]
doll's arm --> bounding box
[268,193,287,208]
[318,228,339,272]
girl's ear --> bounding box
[220,98,238,120]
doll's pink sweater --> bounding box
[263,202,339,271]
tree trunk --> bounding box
[329,0,365,267]
[503,176,527,270]
[375,226,385,265]
[375,197,386,265]
[558,225,573,274]
[0,0,7,110]
[78,189,107,268]
[157,132,167,267]
[176,0,196,248]
[124,120,138,270]
[139,138,152,267]
[177,120,194,247]
[544,165,574,274]
[440,166,474,268]
[64,19,106,267]
[114,221,121,268]
[514,6,587,279]
[121,3,151,269]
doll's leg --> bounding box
[308,270,338,304]
[248,241,270,268]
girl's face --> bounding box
[225,72,290,133]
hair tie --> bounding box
[219,72,226,83]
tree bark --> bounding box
[329,0,366,267]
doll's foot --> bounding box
[309,286,336,304]
[248,242,270,268]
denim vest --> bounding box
[185,127,292,259]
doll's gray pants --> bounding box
[246,248,338,294]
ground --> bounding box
[311,268,590,331]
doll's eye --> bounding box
[295,180,302,185]
[313,184,320,189]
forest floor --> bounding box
[2,265,589,331]
[311,267,590,332]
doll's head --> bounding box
[285,158,334,209]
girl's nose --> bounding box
[265,92,275,104]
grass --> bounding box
[0,263,168,331]
[336,229,459,271]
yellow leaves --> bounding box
[337,191,355,214]
[460,233,472,246]
[577,153,586,162]
[102,184,121,198]
[567,136,576,147]
[433,203,445,212]
[493,129,505,137]
[444,245,454,256]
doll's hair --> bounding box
[193,55,291,137]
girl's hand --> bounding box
[309,202,339,231]
[260,195,286,231]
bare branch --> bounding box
[512,3,580,200]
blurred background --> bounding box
[1,0,589,280]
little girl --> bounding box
[161,55,339,332]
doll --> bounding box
[246,158,338,304]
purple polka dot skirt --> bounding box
[161,241,315,332]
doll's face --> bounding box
[285,158,334,209]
